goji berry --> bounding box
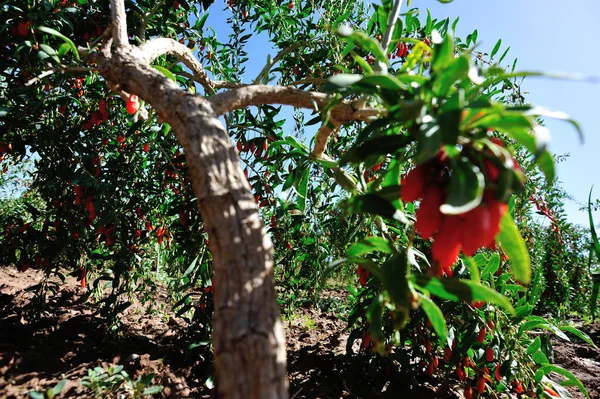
[415,186,443,239]
[401,165,427,203]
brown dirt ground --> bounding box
[1,267,599,398]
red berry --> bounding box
[476,377,486,393]
[495,363,502,381]
[464,386,473,399]
[456,365,466,382]
[431,215,462,271]
[485,346,494,362]
[17,21,29,37]
[427,362,435,376]
[236,141,243,152]
[514,380,523,394]
[415,186,443,239]
[126,94,139,115]
[288,2,295,9]
[401,165,427,203]
[477,328,486,343]
[143,143,149,153]
[460,205,492,256]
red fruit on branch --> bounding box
[456,365,466,382]
[464,386,473,399]
[426,362,435,376]
[477,328,486,343]
[80,268,86,288]
[415,186,443,239]
[431,216,462,272]
[476,377,486,393]
[126,94,139,115]
[461,205,492,256]
[236,141,243,152]
[357,266,370,287]
[485,346,494,362]
[288,2,295,9]
[514,380,523,394]
[143,143,149,153]
[17,21,30,37]
[241,9,248,18]
[495,363,502,381]
[401,165,427,203]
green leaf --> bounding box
[382,254,411,328]
[463,256,480,283]
[151,65,177,82]
[356,74,407,91]
[431,31,455,72]
[532,350,549,364]
[497,212,531,284]
[346,194,406,223]
[142,386,164,395]
[440,157,484,215]
[340,29,388,64]
[527,336,541,355]
[296,167,309,212]
[537,365,590,399]
[559,325,598,348]
[588,188,600,260]
[536,149,555,183]
[432,54,470,97]
[333,168,357,192]
[347,236,393,257]
[480,253,500,280]
[58,42,72,56]
[38,26,80,61]
[490,39,502,59]
[419,293,448,343]
[415,118,442,163]
[413,275,515,314]
[324,73,363,91]
[340,134,412,166]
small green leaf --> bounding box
[347,236,393,257]
[440,157,484,215]
[588,188,600,260]
[296,168,309,212]
[490,39,502,59]
[463,257,480,283]
[497,212,531,284]
[559,325,597,348]
[152,65,177,82]
[527,336,541,355]
[419,293,448,343]
[38,26,80,61]
[413,275,515,314]
[480,253,500,280]
[324,74,363,91]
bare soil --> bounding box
[1,267,599,398]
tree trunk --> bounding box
[98,47,288,399]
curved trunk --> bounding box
[98,48,288,399]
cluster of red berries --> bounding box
[401,152,509,276]
[81,101,110,131]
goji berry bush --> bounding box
[0,0,596,397]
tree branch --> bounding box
[110,0,128,47]
[138,38,215,94]
[381,0,404,52]
[311,121,341,159]
[208,84,381,123]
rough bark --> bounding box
[97,44,288,398]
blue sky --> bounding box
[206,0,600,228]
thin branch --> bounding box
[110,0,128,47]
[311,121,340,159]
[24,67,96,87]
[138,38,215,94]
[208,84,381,124]
[381,0,404,53]
[253,42,304,84]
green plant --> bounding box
[29,379,67,399]
[80,365,163,398]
